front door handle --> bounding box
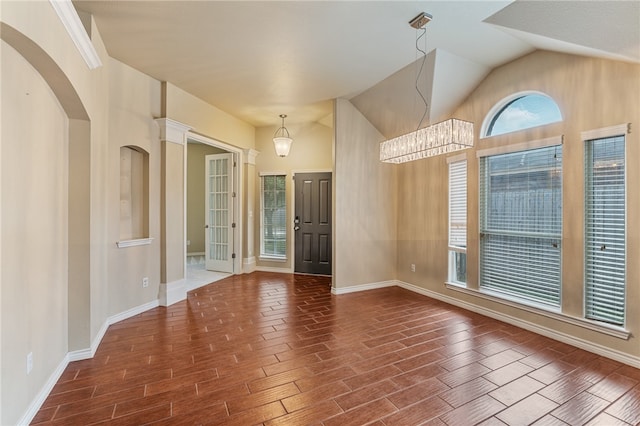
[294,226,300,231]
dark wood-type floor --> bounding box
[32,272,640,425]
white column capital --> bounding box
[155,118,191,145]
[243,149,260,165]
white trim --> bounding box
[255,265,294,274]
[395,280,638,367]
[446,152,467,164]
[49,0,102,70]
[581,123,630,141]
[155,118,191,145]
[331,280,395,295]
[107,300,161,326]
[476,135,563,158]
[243,256,256,274]
[159,278,186,306]
[19,298,161,425]
[18,353,70,425]
[259,174,287,260]
[292,168,333,175]
[259,171,287,177]
[243,149,259,165]
[116,237,153,248]
[186,132,244,276]
[68,299,161,362]
[444,283,630,340]
[88,321,109,359]
[329,278,638,367]
[259,255,287,262]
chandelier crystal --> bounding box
[380,118,474,164]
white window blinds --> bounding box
[449,160,467,249]
[585,135,626,326]
[480,145,562,307]
[261,174,287,257]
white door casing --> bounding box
[205,153,234,273]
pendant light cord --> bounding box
[415,27,428,131]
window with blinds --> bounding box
[448,159,467,284]
[261,174,287,258]
[585,135,625,326]
[479,145,562,307]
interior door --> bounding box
[294,172,332,275]
[205,153,234,273]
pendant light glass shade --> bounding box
[273,114,293,157]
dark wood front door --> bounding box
[294,172,332,275]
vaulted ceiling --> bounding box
[74,1,639,138]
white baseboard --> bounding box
[159,278,186,306]
[108,299,160,326]
[17,353,70,425]
[331,280,395,295]
[395,280,640,369]
[21,298,162,425]
[242,256,256,274]
[255,265,294,274]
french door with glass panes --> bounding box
[205,153,234,273]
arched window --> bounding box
[483,92,562,137]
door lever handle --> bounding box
[294,226,300,231]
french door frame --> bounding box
[185,132,244,275]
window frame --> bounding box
[481,91,563,138]
[447,154,467,286]
[259,172,287,261]
[477,137,563,310]
[582,124,629,327]
[444,129,630,340]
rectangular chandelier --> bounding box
[380,118,474,164]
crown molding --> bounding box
[49,0,102,70]
[243,149,260,165]
[155,118,192,145]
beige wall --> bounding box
[1,40,70,424]
[396,50,640,359]
[186,142,225,254]
[1,2,111,423]
[0,3,256,423]
[334,99,398,288]
[107,58,162,315]
[2,3,638,424]
[164,83,255,150]
[254,120,333,270]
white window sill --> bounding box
[445,282,631,340]
[259,255,287,262]
[116,238,153,248]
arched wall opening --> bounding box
[0,22,92,359]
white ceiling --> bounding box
[73,1,640,136]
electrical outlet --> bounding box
[27,352,33,374]
[410,264,416,272]
[142,277,149,288]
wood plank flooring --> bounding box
[32,272,640,425]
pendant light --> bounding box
[273,114,293,157]
[379,12,474,163]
